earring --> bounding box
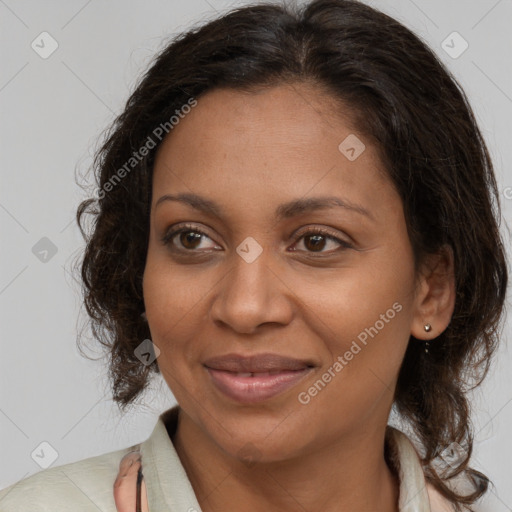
[141,311,147,322]
[424,323,432,354]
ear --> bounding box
[411,244,456,341]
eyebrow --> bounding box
[155,192,374,221]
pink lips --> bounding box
[203,353,315,404]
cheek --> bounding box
[290,247,415,404]
[291,251,414,345]
[143,252,208,327]
[294,290,411,434]
[142,258,198,360]
[142,259,206,400]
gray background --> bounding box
[1,0,511,510]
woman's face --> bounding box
[143,83,424,462]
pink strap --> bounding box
[113,449,149,511]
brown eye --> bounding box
[303,234,327,252]
[161,224,219,252]
[293,228,353,254]
[179,231,203,250]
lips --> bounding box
[203,353,314,373]
[203,353,315,403]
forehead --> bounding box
[155,82,357,159]
[151,83,395,220]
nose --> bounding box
[209,246,294,335]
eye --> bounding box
[161,224,353,255]
[291,227,353,254]
[161,224,220,252]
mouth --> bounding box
[203,353,316,404]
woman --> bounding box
[0,0,507,511]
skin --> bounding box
[141,82,455,512]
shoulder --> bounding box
[0,445,135,512]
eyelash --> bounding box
[160,223,353,255]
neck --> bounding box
[171,410,399,512]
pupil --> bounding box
[306,234,325,251]
[181,231,201,249]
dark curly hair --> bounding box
[74,0,508,510]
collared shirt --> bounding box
[0,405,455,511]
